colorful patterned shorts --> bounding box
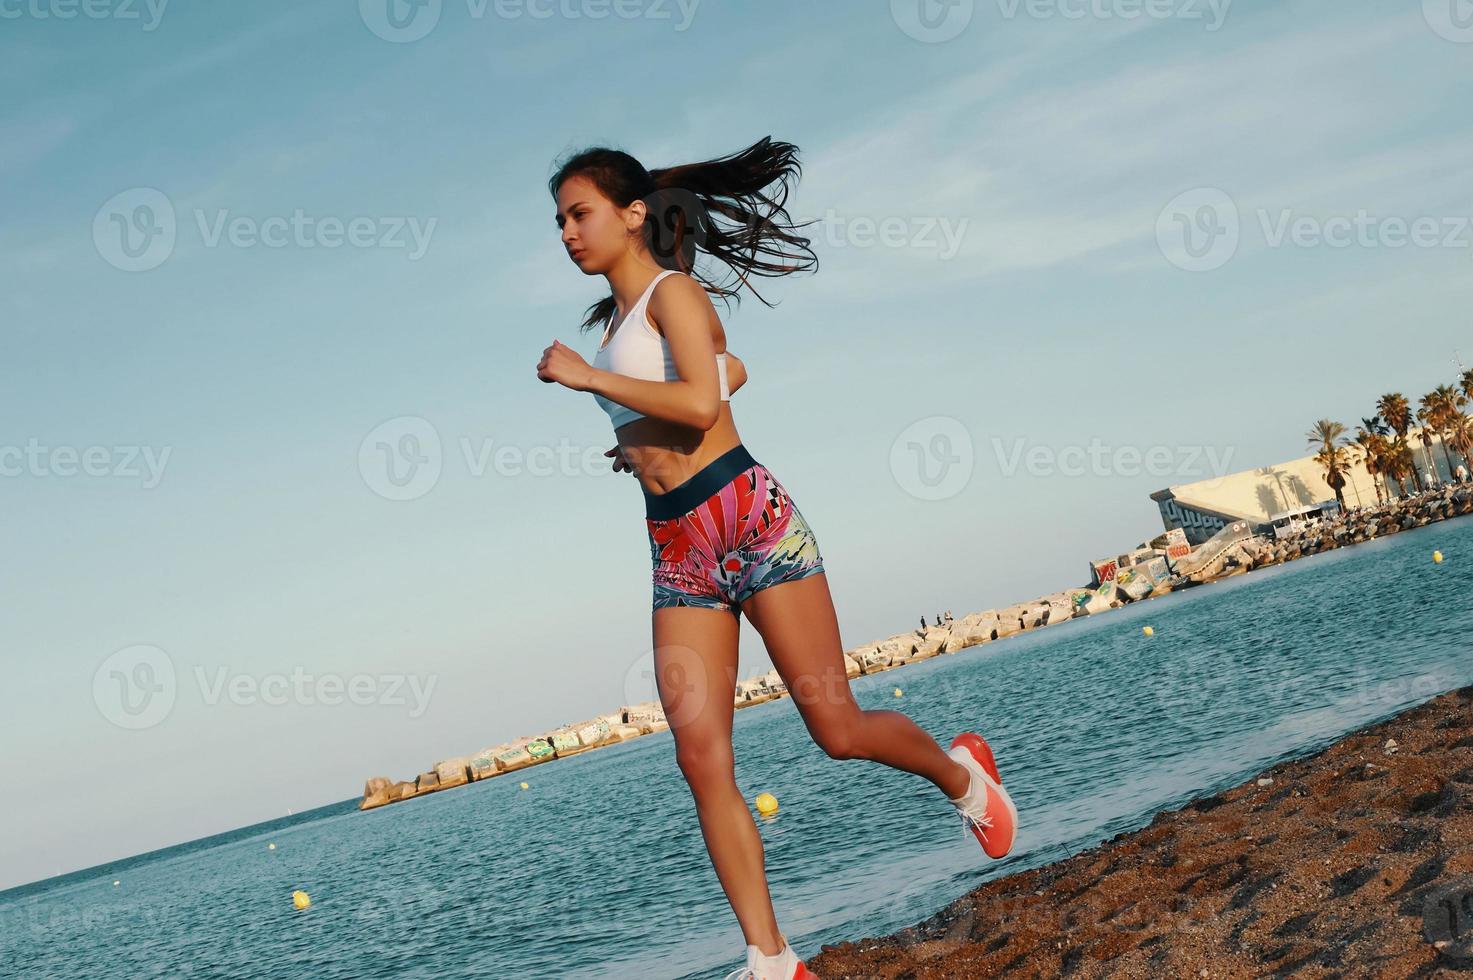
[644,443,826,616]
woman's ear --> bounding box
[624,198,646,231]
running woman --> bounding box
[536,137,1017,980]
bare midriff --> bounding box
[615,400,743,496]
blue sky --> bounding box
[3,0,1471,890]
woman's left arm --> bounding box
[725,351,748,393]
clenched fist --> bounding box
[537,339,594,391]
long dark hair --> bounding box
[547,136,819,335]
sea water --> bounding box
[2,517,1468,978]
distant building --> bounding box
[1150,426,1446,544]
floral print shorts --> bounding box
[643,444,825,616]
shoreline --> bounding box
[808,684,1473,978]
[358,485,1473,812]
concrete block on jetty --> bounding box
[493,739,545,773]
[942,610,999,652]
[1037,593,1077,625]
[736,678,781,704]
[360,776,393,810]
[576,718,617,749]
[549,728,588,758]
[434,758,469,789]
[1070,584,1116,616]
[415,770,440,794]
[467,753,498,781]
[1004,600,1050,630]
[391,780,416,801]
[877,633,918,666]
[912,626,948,661]
[622,702,670,734]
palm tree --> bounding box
[1351,419,1391,505]
[1377,393,1421,491]
[1419,385,1465,480]
[1460,367,1473,403]
[1383,436,1416,496]
[1307,419,1353,510]
[1450,412,1473,481]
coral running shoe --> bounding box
[946,732,1018,859]
[724,932,817,980]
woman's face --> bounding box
[556,175,637,274]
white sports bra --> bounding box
[591,268,730,430]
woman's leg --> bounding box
[739,572,972,800]
[652,604,786,957]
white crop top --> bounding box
[591,268,730,430]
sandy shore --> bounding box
[808,685,1473,979]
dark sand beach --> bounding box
[809,685,1473,979]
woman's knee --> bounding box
[808,711,865,760]
[674,737,736,787]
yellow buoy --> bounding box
[1142,626,1154,636]
[1433,550,1443,563]
[755,792,779,815]
[267,843,276,851]
[520,781,529,790]
[892,687,903,697]
[292,890,311,910]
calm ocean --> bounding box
[4,516,1468,979]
